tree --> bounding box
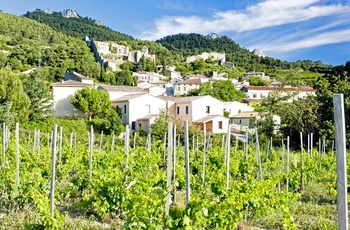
[115,70,133,86]
[89,110,125,135]
[192,80,245,102]
[278,96,320,147]
[23,71,53,121]
[0,101,15,127]
[0,67,30,123]
[0,53,7,68]
[212,80,245,101]
[198,82,212,95]
[248,76,269,86]
[312,62,350,146]
[150,110,170,141]
[70,87,112,120]
[120,61,135,72]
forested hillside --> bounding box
[0,11,102,123]
[0,11,100,82]
[24,10,134,42]
[156,33,332,74]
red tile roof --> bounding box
[242,86,316,92]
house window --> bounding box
[184,87,186,91]
[123,105,127,114]
[253,93,257,98]
[176,106,180,114]
[178,87,180,91]
[239,119,242,124]
[132,121,136,130]
[185,106,189,114]
[206,106,210,114]
[218,121,223,129]
[238,109,242,113]
[139,123,142,128]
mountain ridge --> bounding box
[24,9,133,41]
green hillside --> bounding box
[21,9,332,85]
[24,10,134,42]
[0,11,100,81]
[157,33,331,84]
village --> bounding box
[50,38,316,137]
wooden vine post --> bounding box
[2,123,5,166]
[300,132,304,190]
[50,124,58,218]
[165,122,173,216]
[184,121,191,206]
[226,124,231,188]
[333,94,348,229]
[173,125,177,202]
[15,122,20,186]
[255,128,262,181]
[89,125,94,181]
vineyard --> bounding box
[0,121,344,229]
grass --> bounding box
[0,204,123,230]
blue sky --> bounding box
[1,0,350,65]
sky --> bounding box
[1,0,350,66]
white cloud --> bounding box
[139,0,350,40]
[255,28,350,52]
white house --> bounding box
[133,71,166,82]
[223,101,254,117]
[230,111,259,129]
[156,65,181,79]
[137,80,173,96]
[240,86,316,102]
[137,115,158,134]
[137,81,153,89]
[193,115,229,134]
[50,71,96,117]
[51,80,92,117]
[230,111,281,133]
[144,85,166,97]
[112,93,166,132]
[150,81,174,96]
[98,85,146,101]
[174,77,214,96]
[168,95,228,133]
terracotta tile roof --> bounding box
[243,98,263,103]
[151,81,168,84]
[158,96,178,102]
[175,78,202,85]
[174,95,207,103]
[98,85,145,92]
[230,127,243,134]
[50,80,92,87]
[111,93,147,102]
[193,115,225,123]
[138,114,159,120]
[231,112,259,119]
